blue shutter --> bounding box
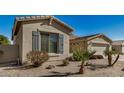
[59,34,64,54]
[32,31,40,51]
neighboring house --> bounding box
[12,16,73,63]
[112,40,124,53]
[70,34,79,40]
[70,34,112,57]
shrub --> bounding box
[73,50,83,61]
[97,55,104,59]
[27,51,49,67]
[90,55,97,59]
[65,56,74,61]
[73,49,96,61]
[90,55,104,59]
[62,59,69,66]
[46,65,55,69]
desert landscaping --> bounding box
[1,15,124,77]
[0,58,123,77]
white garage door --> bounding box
[91,46,106,56]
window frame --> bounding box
[32,31,65,54]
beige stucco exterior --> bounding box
[70,35,112,57]
[112,41,124,53]
[13,25,23,62]
[13,18,72,63]
[112,45,122,53]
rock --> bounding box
[46,65,55,69]
[121,68,124,71]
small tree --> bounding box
[0,35,11,45]
[79,50,96,74]
[73,49,96,74]
[104,47,121,66]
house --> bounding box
[70,34,79,40]
[12,16,74,64]
[112,40,124,53]
[70,34,112,57]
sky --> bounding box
[1,15,124,41]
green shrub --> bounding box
[27,51,49,67]
[62,59,69,66]
[73,49,83,61]
[73,49,96,61]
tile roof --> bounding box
[12,15,74,40]
[112,40,124,45]
[70,33,112,43]
[70,34,79,40]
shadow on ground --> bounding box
[86,64,109,71]
[0,61,19,67]
[3,65,37,70]
[41,71,79,77]
[56,64,67,67]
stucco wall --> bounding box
[122,46,124,53]
[0,45,18,63]
[21,21,70,62]
[112,45,122,53]
[13,26,23,62]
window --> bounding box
[32,31,64,54]
[32,31,40,51]
[49,33,58,53]
[41,33,49,52]
[59,34,64,54]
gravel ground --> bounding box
[0,59,124,77]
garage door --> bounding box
[89,42,109,56]
[91,46,106,55]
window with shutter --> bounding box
[32,31,40,51]
[32,31,62,54]
[59,34,64,54]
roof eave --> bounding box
[12,16,74,40]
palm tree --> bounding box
[73,49,95,74]
[0,35,10,45]
[76,50,95,74]
[104,47,121,66]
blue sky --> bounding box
[1,15,124,41]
